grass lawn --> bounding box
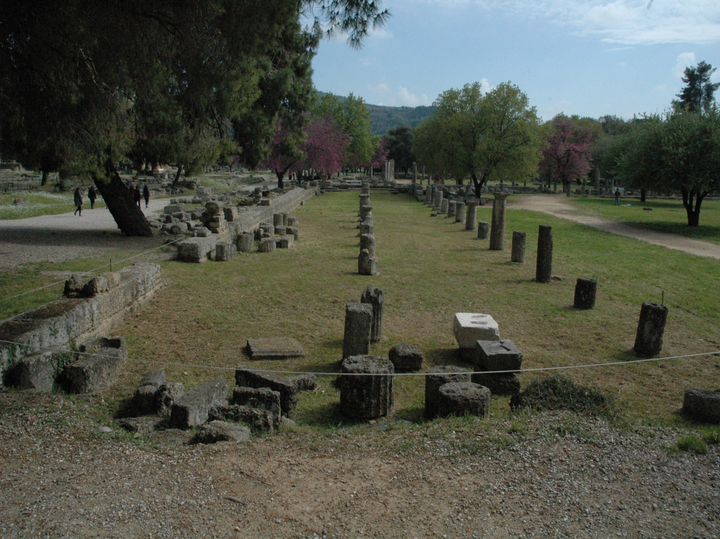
[87,190,720,429]
[566,196,720,245]
[0,190,107,219]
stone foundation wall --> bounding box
[229,187,315,237]
[0,263,165,385]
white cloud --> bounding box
[673,52,696,78]
[366,84,432,106]
[479,77,495,94]
[425,0,720,45]
[368,27,394,40]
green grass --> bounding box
[677,434,708,454]
[510,375,615,418]
[0,190,107,219]
[567,196,720,245]
[4,190,720,431]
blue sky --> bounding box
[310,0,720,122]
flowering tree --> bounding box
[263,124,305,189]
[539,116,593,196]
[300,117,349,178]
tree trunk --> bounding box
[681,188,706,227]
[276,170,285,190]
[470,173,485,199]
[93,158,153,237]
[172,164,184,187]
[640,189,646,203]
[41,170,49,186]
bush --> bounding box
[509,375,614,418]
[677,435,708,455]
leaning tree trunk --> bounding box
[41,170,49,187]
[93,158,153,237]
[172,164,184,187]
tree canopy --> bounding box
[414,82,541,197]
[673,61,720,113]
[539,115,593,196]
[0,0,388,235]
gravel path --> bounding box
[1,391,718,538]
[509,195,720,260]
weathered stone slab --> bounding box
[236,233,254,253]
[215,241,236,261]
[57,337,127,394]
[192,420,251,444]
[634,301,668,357]
[177,236,218,263]
[474,339,522,372]
[436,382,491,418]
[453,313,500,349]
[279,236,294,248]
[246,338,304,360]
[338,355,394,419]
[235,368,298,417]
[155,382,184,415]
[3,349,71,392]
[169,377,229,429]
[683,388,720,424]
[388,343,423,372]
[258,238,276,253]
[130,370,167,415]
[574,277,598,310]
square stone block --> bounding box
[475,339,522,372]
[453,313,500,349]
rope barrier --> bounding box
[0,236,184,304]
[1,338,717,377]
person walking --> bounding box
[73,187,83,216]
[142,184,150,208]
[132,185,141,207]
[614,188,621,206]
[88,185,97,209]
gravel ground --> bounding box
[1,390,718,539]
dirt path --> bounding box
[508,194,720,260]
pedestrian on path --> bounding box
[614,188,621,205]
[143,184,150,208]
[73,188,83,216]
[133,185,141,207]
[88,185,97,209]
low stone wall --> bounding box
[0,263,165,385]
[229,187,315,236]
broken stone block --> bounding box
[130,369,167,415]
[58,338,127,394]
[258,238,276,253]
[237,233,254,252]
[235,368,299,418]
[63,274,85,297]
[177,236,218,262]
[279,236,294,248]
[388,343,423,372]
[155,382,184,415]
[436,382,491,418]
[471,372,521,396]
[4,349,72,392]
[246,338,304,360]
[117,416,159,435]
[169,377,229,429]
[192,420,251,444]
[474,339,522,372]
[360,285,384,342]
[290,373,318,392]
[223,206,238,221]
[195,227,211,238]
[338,355,394,420]
[425,365,471,418]
[81,275,110,297]
[215,241,237,261]
[683,388,720,424]
[209,404,276,433]
[231,386,281,424]
[453,313,500,360]
[163,204,183,215]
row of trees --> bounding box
[0,0,389,235]
[382,61,719,226]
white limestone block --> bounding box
[453,313,500,349]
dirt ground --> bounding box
[2,193,720,538]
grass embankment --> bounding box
[96,191,720,429]
[567,197,720,245]
[0,191,106,219]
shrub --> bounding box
[509,375,614,418]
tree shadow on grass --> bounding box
[608,348,645,362]
[424,347,473,369]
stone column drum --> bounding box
[359,234,376,257]
[511,231,526,263]
[536,225,553,283]
[424,365,470,418]
[339,355,394,419]
[634,301,668,357]
[465,200,477,231]
[477,221,490,240]
[360,285,384,342]
[358,250,377,276]
[447,200,457,219]
[574,277,597,309]
[489,193,508,250]
[455,202,466,224]
[343,302,373,359]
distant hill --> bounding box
[317,91,436,135]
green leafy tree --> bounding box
[382,126,416,176]
[617,110,720,226]
[673,61,720,113]
[414,82,540,197]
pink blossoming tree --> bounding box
[539,117,593,196]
